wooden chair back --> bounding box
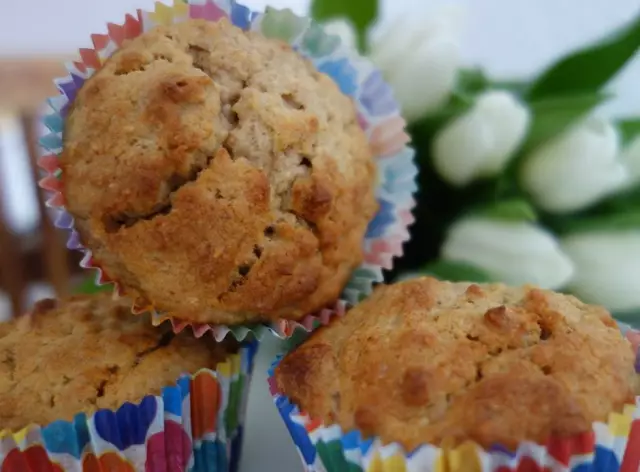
[0,57,79,317]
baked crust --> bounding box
[275,277,638,451]
[61,19,377,324]
[0,294,235,431]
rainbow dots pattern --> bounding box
[268,327,640,472]
[0,341,257,472]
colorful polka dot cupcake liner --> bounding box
[267,325,640,472]
[38,0,417,342]
[0,340,257,471]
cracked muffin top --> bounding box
[61,19,377,324]
[274,277,639,451]
[0,294,236,431]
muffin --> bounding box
[60,18,378,325]
[0,293,241,431]
[274,277,639,453]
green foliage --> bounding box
[476,199,537,222]
[457,68,529,97]
[548,182,640,235]
[528,12,640,98]
[456,68,490,96]
[618,118,640,144]
[418,260,493,283]
[522,92,611,152]
[553,211,640,234]
[306,0,640,310]
[310,0,378,52]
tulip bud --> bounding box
[521,118,628,213]
[432,91,530,186]
[322,18,357,51]
[562,231,640,312]
[369,7,464,122]
[442,216,574,289]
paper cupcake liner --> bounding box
[0,340,257,472]
[37,0,418,342]
[267,326,640,472]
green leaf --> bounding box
[618,118,640,144]
[522,92,611,152]
[456,68,529,97]
[594,185,640,215]
[416,260,493,283]
[476,199,537,222]
[75,277,111,295]
[457,68,490,95]
[310,0,378,52]
[417,90,474,129]
[554,211,640,234]
[528,12,640,98]
[441,92,474,116]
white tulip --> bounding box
[442,217,574,289]
[432,91,530,186]
[620,134,640,187]
[562,231,640,312]
[521,118,629,213]
[322,18,357,51]
[369,6,465,122]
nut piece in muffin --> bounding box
[275,277,639,451]
[61,18,377,324]
[0,294,237,431]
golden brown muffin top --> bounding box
[61,19,377,324]
[0,294,235,431]
[275,277,638,451]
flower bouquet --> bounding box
[312,0,640,321]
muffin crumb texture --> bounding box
[0,294,233,431]
[275,277,639,451]
[61,19,377,324]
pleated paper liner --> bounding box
[267,327,640,472]
[38,0,417,342]
[0,340,257,472]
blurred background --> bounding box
[2,0,640,321]
[1,0,640,470]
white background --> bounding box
[2,0,640,116]
[1,0,639,471]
